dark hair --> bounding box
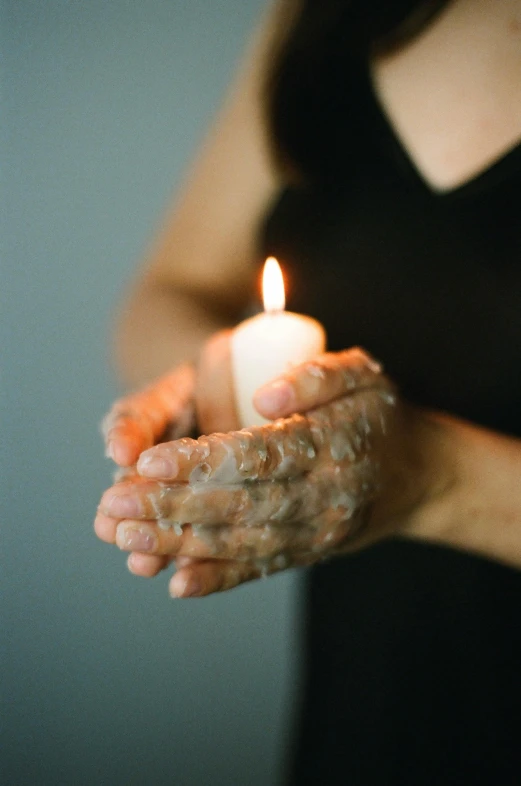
[266,0,450,183]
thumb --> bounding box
[195,330,240,435]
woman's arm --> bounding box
[97,349,521,595]
[102,1,292,466]
[253,360,521,570]
[98,3,293,577]
[402,412,521,569]
[113,1,289,390]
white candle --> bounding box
[231,257,326,427]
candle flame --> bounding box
[262,257,285,313]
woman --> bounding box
[95,0,521,782]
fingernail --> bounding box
[105,441,115,461]
[254,380,294,415]
[366,357,382,374]
[105,440,134,467]
[138,452,176,478]
[170,574,202,598]
[104,493,142,518]
[116,523,156,552]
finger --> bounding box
[94,470,143,543]
[195,330,239,434]
[102,473,312,528]
[112,465,139,484]
[169,559,261,598]
[127,553,173,577]
[169,549,320,598]
[308,386,397,457]
[137,415,317,482]
[94,511,119,543]
[101,364,195,466]
[115,518,318,560]
[102,441,372,528]
[253,347,384,419]
[175,555,200,568]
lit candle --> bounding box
[231,257,326,427]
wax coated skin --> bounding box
[96,349,449,596]
[102,363,196,467]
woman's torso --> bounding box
[261,1,521,783]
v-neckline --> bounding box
[364,60,521,200]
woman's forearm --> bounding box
[109,2,288,392]
[404,414,521,569]
[112,282,234,389]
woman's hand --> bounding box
[101,363,197,468]
[101,331,240,468]
[99,330,241,576]
[96,348,454,596]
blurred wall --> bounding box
[2,2,303,784]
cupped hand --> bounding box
[99,330,241,578]
[100,330,239,469]
[97,348,444,597]
[101,364,196,468]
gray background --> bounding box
[2,2,303,784]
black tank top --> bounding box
[262,60,521,786]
